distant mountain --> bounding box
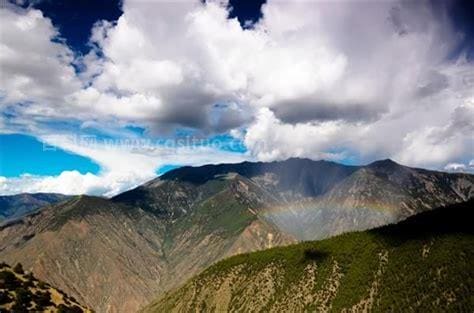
[113,158,358,217]
[0,262,92,312]
[0,158,472,312]
[144,200,474,313]
[0,193,70,221]
[117,158,473,241]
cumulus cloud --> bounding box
[444,163,466,172]
[444,158,474,173]
[1,0,473,196]
[80,0,473,166]
[0,171,111,196]
[0,6,80,107]
[243,108,351,161]
[395,97,474,166]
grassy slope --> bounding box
[146,200,474,313]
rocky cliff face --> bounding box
[0,158,472,312]
[144,200,474,313]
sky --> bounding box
[0,0,473,196]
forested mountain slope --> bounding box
[145,200,474,313]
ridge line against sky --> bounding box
[0,0,473,196]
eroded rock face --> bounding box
[0,158,473,312]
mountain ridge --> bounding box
[0,158,473,312]
[0,193,70,222]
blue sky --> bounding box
[0,0,473,196]
[0,134,100,176]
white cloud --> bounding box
[444,163,466,172]
[0,6,80,108]
[66,87,164,121]
[395,97,474,167]
[243,108,349,162]
[79,0,473,167]
[443,158,474,174]
[0,133,249,197]
[1,0,473,196]
[0,171,107,196]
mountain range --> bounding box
[0,193,69,221]
[0,158,472,312]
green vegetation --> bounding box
[12,263,24,275]
[0,263,92,312]
[57,304,85,313]
[189,189,255,236]
[162,178,258,254]
[146,200,474,312]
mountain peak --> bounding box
[367,158,402,169]
[284,157,320,162]
[142,158,358,196]
[66,194,109,207]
